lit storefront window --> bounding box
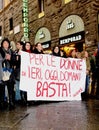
[64,0,72,4]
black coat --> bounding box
[32,48,43,54]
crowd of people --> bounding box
[0,38,99,111]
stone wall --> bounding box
[0,0,23,42]
[0,0,99,50]
[28,0,99,49]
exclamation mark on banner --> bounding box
[69,84,71,97]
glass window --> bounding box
[9,17,13,31]
[0,26,2,36]
[38,0,44,13]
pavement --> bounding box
[0,99,99,130]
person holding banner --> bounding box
[32,42,43,54]
[13,41,24,104]
[51,45,60,57]
[23,41,33,53]
[20,41,33,105]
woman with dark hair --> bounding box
[23,42,32,53]
[52,45,60,57]
[0,38,15,110]
[33,42,43,54]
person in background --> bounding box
[23,42,32,53]
[33,42,43,54]
[95,46,99,99]
[13,41,24,104]
[0,38,15,110]
[81,50,91,100]
[60,50,67,58]
[51,45,60,57]
[90,49,97,98]
[70,49,77,58]
[76,52,81,59]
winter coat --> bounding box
[0,52,4,82]
[33,48,43,54]
[0,47,15,82]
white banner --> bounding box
[20,51,86,101]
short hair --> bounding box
[1,38,10,48]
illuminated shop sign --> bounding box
[59,31,85,45]
[42,41,51,49]
[23,0,29,38]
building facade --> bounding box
[0,0,99,53]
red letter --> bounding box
[49,82,56,97]
[36,81,42,97]
[29,53,35,64]
[62,83,68,97]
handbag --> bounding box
[2,68,12,81]
[2,61,13,81]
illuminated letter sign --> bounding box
[23,0,29,38]
[59,31,85,45]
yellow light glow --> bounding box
[4,0,10,7]
[65,0,72,4]
[38,11,45,18]
[61,46,75,56]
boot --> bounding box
[7,82,15,110]
[0,83,5,110]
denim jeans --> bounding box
[15,80,21,101]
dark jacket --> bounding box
[96,52,99,69]
[13,50,21,81]
[32,48,43,54]
[0,47,15,82]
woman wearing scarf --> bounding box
[0,38,15,110]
